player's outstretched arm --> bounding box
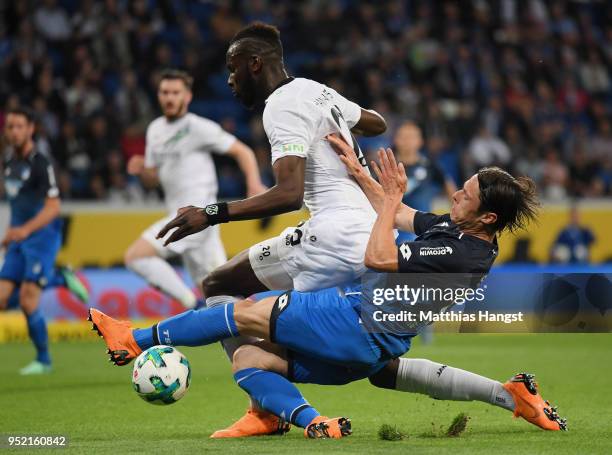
[127,155,159,189]
[327,135,418,232]
[156,156,305,246]
[364,149,405,271]
[351,109,387,137]
[226,140,267,197]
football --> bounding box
[132,346,191,405]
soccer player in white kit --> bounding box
[125,69,266,309]
[155,23,387,437]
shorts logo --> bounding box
[399,244,412,261]
[32,262,42,274]
[205,205,219,216]
[277,294,289,312]
[419,246,453,256]
[163,329,171,345]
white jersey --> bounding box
[263,77,376,220]
[144,113,236,213]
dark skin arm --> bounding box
[156,156,305,246]
[351,108,387,137]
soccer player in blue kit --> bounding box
[0,107,87,375]
[90,141,567,437]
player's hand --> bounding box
[371,148,407,205]
[1,226,30,246]
[156,206,209,246]
[326,134,365,177]
[246,180,268,198]
[127,155,145,175]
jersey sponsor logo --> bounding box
[400,243,412,261]
[419,246,453,256]
[281,144,305,154]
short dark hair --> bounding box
[159,69,193,90]
[229,22,283,59]
[7,106,35,124]
[477,167,539,235]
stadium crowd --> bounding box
[0,0,610,201]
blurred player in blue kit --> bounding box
[0,107,88,375]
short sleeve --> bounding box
[413,212,450,236]
[192,116,236,155]
[398,239,462,273]
[144,123,156,168]
[36,155,59,198]
[330,89,362,128]
[263,101,315,165]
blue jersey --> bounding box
[403,156,447,212]
[4,148,60,229]
[553,225,595,263]
[1,148,62,286]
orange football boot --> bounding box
[304,416,352,439]
[503,373,567,431]
[88,309,142,366]
[210,408,290,438]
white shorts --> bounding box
[142,215,227,284]
[248,214,374,292]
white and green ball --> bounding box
[132,346,191,405]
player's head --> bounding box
[394,121,423,162]
[450,167,539,237]
[157,69,193,119]
[4,107,35,150]
[226,22,284,108]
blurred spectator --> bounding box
[0,0,609,201]
[550,204,595,264]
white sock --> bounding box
[395,358,515,412]
[127,257,196,308]
[206,295,263,411]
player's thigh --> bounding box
[19,281,42,314]
[182,226,227,289]
[126,217,173,263]
[233,296,276,339]
[289,350,386,385]
[202,248,269,297]
[232,341,289,377]
[246,227,296,291]
[269,289,382,367]
[0,280,17,309]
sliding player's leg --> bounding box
[369,358,567,430]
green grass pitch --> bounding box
[3,333,611,454]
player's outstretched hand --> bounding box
[371,148,407,204]
[156,206,209,246]
[326,134,365,177]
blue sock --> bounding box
[46,267,67,288]
[133,304,238,350]
[26,309,50,365]
[234,368,320,428]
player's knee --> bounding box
[19,283,40,314]
[232,344,264,373]
[368,358,400,390]
[201,270,225,297]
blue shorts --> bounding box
[270,286,412,385]
[0,228,61,287]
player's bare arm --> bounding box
[350,108,387,137]
[1,197,60,246]
[126,155,159,188]
[226,140,267,197]
[364,149,406,271]
[156,156,305,246]
[327,134,417,232]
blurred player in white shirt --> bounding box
[125,69,266,309]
